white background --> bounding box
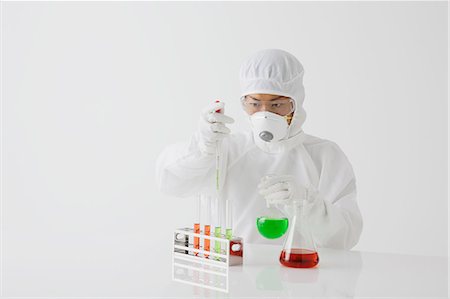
[2,1,448,293]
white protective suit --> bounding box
[156,49,363,250]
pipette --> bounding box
[214,100,222,257]
[215,99,221,190]
[215,100,233,241]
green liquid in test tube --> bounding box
[213,195,221,259]
[226,228,232,240]
[214,226,221,258]
[225,200,233,240]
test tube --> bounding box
[226,200,232,240]
[214,196,221,259]
[194,195,201,256]
[204,196,211,258]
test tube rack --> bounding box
[172,227,243,293]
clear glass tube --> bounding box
[194,195,201,255]
[213,195,222,259]
[203,195,211,257]
[226,200,232,240]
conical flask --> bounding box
[279,200,319,268]
[256,204,289,239]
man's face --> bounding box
[242,93,295,125]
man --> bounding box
[156,49,363,249]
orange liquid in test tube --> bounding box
[194,223,200,255]
[204,225,210,257]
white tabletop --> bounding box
[5,241,447,298]
[167,243,448,298]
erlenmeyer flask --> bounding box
[256,204,289,239]
[279,200,319,268]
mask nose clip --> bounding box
[259,131,273,142]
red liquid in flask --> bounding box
[279,248,319,268]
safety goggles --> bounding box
[241,96,295,116]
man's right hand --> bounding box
[197,101,234,155]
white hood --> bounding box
[239,49,307,153]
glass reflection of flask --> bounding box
[279,199,319,268]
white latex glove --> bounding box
[197,101,234,155]
[257,175,319,215]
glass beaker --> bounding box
[279,200,319,268]
[256,205,289,239]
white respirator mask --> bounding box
[249,111,290,143]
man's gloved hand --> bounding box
[257,175,320,216]
[197,101,234,155]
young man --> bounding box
[156,49,363,249]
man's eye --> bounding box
[272,103,282,108]
[249,102,260,107]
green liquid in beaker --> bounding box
[256,217,289,239]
